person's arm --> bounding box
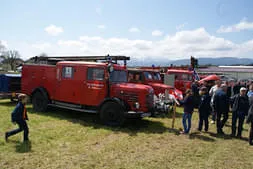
[230,95,236,107]
[179,96,189,105]
[209,87,213,96]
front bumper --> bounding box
[124,111,152,118]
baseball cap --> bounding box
[240,87,247,91]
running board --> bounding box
[48,104,97,114]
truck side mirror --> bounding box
[108,63,114,73]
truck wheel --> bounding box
[249,124,253,145]
[100,102,125,126]
[32,91,48,112]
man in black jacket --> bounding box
[5,94,29,142]
[246,95,253,145]
[230,87,249,138]
[198,87,211,132]
[213,84,230,134]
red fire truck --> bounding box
[22,56,154,126]
[128,68,183,100]
[166,69,193,94]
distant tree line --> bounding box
[0,42,48,72]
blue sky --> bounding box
[0,0,253,61]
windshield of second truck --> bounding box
[110,70,128,83]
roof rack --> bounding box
[26,55,130,66]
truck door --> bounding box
[82,67,107,106]
[55,66,80,103]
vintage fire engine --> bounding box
[128,68,182,114]
[22,56,154,126]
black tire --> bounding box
[100,101,125,126]
[249,124,253,145]
[32,91,49,112]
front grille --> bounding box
[120,93,138,103]
[146,93,154,109]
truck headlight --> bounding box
[134,102,140,109]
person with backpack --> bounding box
[209,80,222,124]
[5,94,29,142]
[213,84,230,135]
[198,87,211,132]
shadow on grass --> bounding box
[26,107,169,136]
[15,140,32,153]
[208,132,231,140]
[189,132,216,142]
[154,111,183,119]
[0,100,17,107]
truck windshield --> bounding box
[153,72,161,81]
[144,72,153,80]
[110,70,127,83]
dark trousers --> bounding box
[232,111,245,137]
[216,111,228,133]
[6,120,29,141]
[198,112,209,131]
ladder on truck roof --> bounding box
[26,55,130,66]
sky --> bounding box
[0,0,253,62]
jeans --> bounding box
[216,111,228,133]
[198,112,209,131]
[6,120,29,141]
[182,113,192,133]
[232,111,245,137]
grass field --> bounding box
[0,99,253,169]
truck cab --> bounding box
[127,68,183,100]
[22,56,154,126]
[166,69,193,94]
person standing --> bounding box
[198,87,211,132]
[213,84,230,134]
[209,80,222,124]
[230,87,249,138]
[233,81,241,95]
[246,94,253,145]
[191,80,200,108]
[179,89,194,134]
[5,94,29,142]
[247,84,253,97]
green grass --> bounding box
[0,99,253,169]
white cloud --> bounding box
[176,23,187,30]
[58,40,84,47]
[13,27,253,62]
[31,43,51,50]
[44,25,64,36]
[98,25,106,29]
[217,18,253,33]
[152,30,163,36]
[0,40,8,48]
[95,7,102,15]
[129,27,140,33]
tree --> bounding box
[0,50,21,71]
[38,52,48,57]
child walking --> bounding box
[5,94,29,142]
[180,89,194,134]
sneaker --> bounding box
[211,120,215,124]
[5,132,8,142]
[180,131,187,134]
[236,135,242,139]
[230,134,236,137]
[217,130,225,135]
